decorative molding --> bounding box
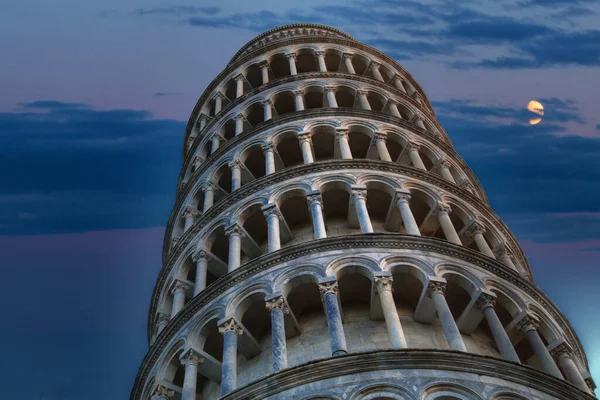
[374,277,394,294]
[265,296,290,314]
[218,318,244,335]
[318,281,339,298]
[426,281,446,297]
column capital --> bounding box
[550,341,574,360]
[435,156,452,168]
[466,221,487,237]
[155,311,170,325]
[285,52,297,60]
[426,280,447,297]
[151,384,174,400]
[368,61,381,71]
[265,296,290,314]
[392,74,404,83]
[319,281,339,297]
[262,99,273,107]
[395,189,412,204]
[342,53,354,60]
[298,132,312,144]
[475,292,497,311]
[459,179,475,192]
[306,192,323,207]
[406,141,421,151]
[585,376,597,391]
[351,188,368,203]
[324,86,337,93]
[171,236,180,249]
[171,280,190,295]
[357,89,369,96]
[435,201,452,215]
[228,159,243,169]
[225,224,243,238]
[234,73,245,82]
[234,113,244,121]
[335,128,349,139]
[214,92,225,100]
[180,348,204,366]
[218,318,243,335]
[493,243,512,258]
[373,131,387,142]
[292,89,304,96]
[516,314,539,333]
[314,50,326,57]
[262,203,281,218]
[192,249,209,263]
[374,276,394,294]
[193,154,204,164]
[261,142,275,152]
[258,60,270,69]
[201,182,215,192]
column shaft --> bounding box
[353,195,373,233]
[474,232,495,258]
[299,136,314,164]
[358,92,371,110]
[398,199,420,236]
[483,306,520,362]
[322,289,347,355]
[221,331,238,395]
[203,186,214,212]
[526,329,563,379]
[193,256,208,296]
[264,146,276,175]
[389,103,402,118]
[326,90,338,107]
[558,356,589,392]
[270,307,288,371]
[308,196,327,239]
[263,102,272,120]
[210,135,220,154]
[294,93,304,111]
[344,56,356,74]
[266,212,281,252]
[408,147,426,170]
[235,116,244,136]
[377,283,407,349]
[371,66,384,82]
[375,139,391,161]
[440,165,456,183]
[337,133,353,159]
[214,95,222,114]
[433,291,467,351]
[227,230,241,272]
[231,163,241,191]
[287,55,297,75]
[316,52,327,72]
[261,64,269,84]
[393,77,407,93]
[438,210,462,245]
[181,362,198,400]
[235,77,244,98]
[171,287,186,317]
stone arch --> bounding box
[350,382,417,400]
[270,182,312,204]
[187,308,226,351]
[527,303,562,344]
[276,267,324,297]
[358,175,402,232]
[308,124,337,161]
[325,255,381,279]
[490,390,529,400]
[483,278,526,318]
[421,382,483,400]
[383,256,434,313]
[156,338,187,383]
[226,280,273,322]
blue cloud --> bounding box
[153,92,183,97]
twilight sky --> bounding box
[1,0,600,398]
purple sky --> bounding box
[1,1,599,398]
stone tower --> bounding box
[131,24,596,400]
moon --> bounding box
[527,100,544,125]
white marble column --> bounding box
[298,133,314,164]
[336,128,353,159]
[151,385,174,400]
[392,75,407,93]
[517,316,563,379]
[343,54,356,74]
[375,277,407,349]
[286,53,297,75]
[259,61,270,85]
[436,157,456,183]
[192,155,203,171]
[428,281,467,351]
[325,86,338,108]
[407,143,426,170]
[170,280,190,317]
[551,343,591,393]
[225,225,242,272]
[192,250,209,296]
[180,349,203,400]
[210,135,220,154]
[369,61,385,82]
[229,160,242,191]
[214,93,223,114]
[315,51,327,72]
[263,100,273,121]
[395,190,420,235]
[435,202,462,245]
[307,192,327,239]
[183,205,197,232]
[262,205,281,252]
[351,188,374,233]
[265,296,289,372]
[234,74,245,98]
[293,90,305,111]
[358,89,371,110]
[202,184,214,212]
[219,318,243,396]
[319,282,348,355]
[155,312,170,334]
[374,132,391,161]
[467,222,495,258]
[494,245,517,270]
[476,294,520,362]
[388,101,402,118]
[262,143,276,175]
[234,114,244,136]
[414,116,427,130]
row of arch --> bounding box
[147,255,590,399]
[188,78,441,159]
[170,173,520,283]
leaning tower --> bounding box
[131,24,596,400]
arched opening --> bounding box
[335,86,357,108]
[214,164,232,194]
[311,127,335,161]
[222,118,236,141]
[352,54,370,75]
[389,264,427,347]
[224,78,237,102]
[201,138,213,158]
[269,53,290,79]
[241,145,266,180]
[404,189,435,236]
[275,132,303,168]
[366,92,386,112]
[324,49,342,72]
[364,182,395,233]
[245,63,264,88]
[296,48,319,73]
[320,182,359,237]
[244,102,265,127]
[206,225,229,266]
[385,133,405,162]
[277,189,312,247]
[304,87,324,109]
[348,129,372,159]
[273,91,296,116]
[238,203,268,257]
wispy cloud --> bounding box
[152,92,183,97]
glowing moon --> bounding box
[527,100,544,125]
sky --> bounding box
[1,0,599,398]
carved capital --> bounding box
[406,142,420,152]
[201,182,215,193]
[374,276,394,294]
[214,92,225,100]
[550,342,573,360]
[258,60,269,69]
[183,204,198,219]
[263,99,273,107]
[351,188,368,203]
[180,348,204,366]
[436,156,452,169]
[152,385,174,400]
[298,132,312,145]
[373,131,387,143]
[314,50,326,57]
[395,189,411,204]
[426,281,446,297]
[324,86,336,93]
[192,250,208,263]
[234,113,244,121]
[392,74,404,84]
[292,89,304,96]
[171,280,190,295]
[225,224,242,238]
[368,61,381,71]
[435,202,452,215]
[466,221,486,237]
[261,142,274,152]
[357,89,369,96]
[516,315,539,333]
[319,281,339,297]
[234,73,245,82]
[262,204,281,219]
[218,318,243,335]
[335,128,349,139]
[475,293,496,311]
[192,154,203,166]
[306,192,323,207]
[155,311,170,326]
[228,159,243,170]
[285,52,297,60]
[343,53,354,60]
[265,296,290,314]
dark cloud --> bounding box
[0,101,184,235]
[443,17,554,44]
